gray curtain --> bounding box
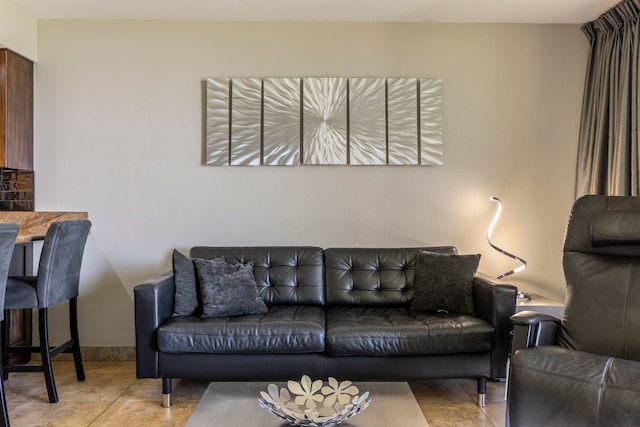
[576,0,640,197]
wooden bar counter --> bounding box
[0,211,88,242]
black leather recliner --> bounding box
[507,195,640,427]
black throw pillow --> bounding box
[410,251,480,314]
[194,257,268,318]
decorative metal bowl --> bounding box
[258,375,371,426]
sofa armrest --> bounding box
[510,310,561,353]
[134,271,174,379]
[473,276,518,378]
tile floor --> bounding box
[4,361,507,426]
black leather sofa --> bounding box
[135,246,517,407]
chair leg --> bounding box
[0,322,10,427]
[69,298,85,382]
[0,312,8,382]
[38,308,58,404]
[0,377,8,427]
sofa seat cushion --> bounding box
[325,307,494,356]
[158,305,325,354]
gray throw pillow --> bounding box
[172,250,225,316]
[410,251,480,314]
[194,257,268,318]
[172,249,200,317]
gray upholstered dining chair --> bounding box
[0,223,19,427]
[2,220,91,404]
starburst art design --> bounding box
[263,78,301,165]
[349,78,386,165]
[302,78,348,165]
[205,76,443,166]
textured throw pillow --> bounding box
[172,250,226,316]
[194,257,268,318]
[172,249,200,316]
[410,251,480,314]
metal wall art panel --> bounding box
[349,78,386,165]
[205,78,230,166]
[420,78,444,166]
[302,77,348,165]
[204,76,443,167]
[263,78,301,166]
[387,78,418,165]
[231,78,262,166]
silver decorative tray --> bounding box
[258,376,371,427]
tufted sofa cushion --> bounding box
[189,246,325,306]
[324,247,457,306]
[157,305,325,354]
[325,306,494,356]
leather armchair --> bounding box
[507,195,640,427]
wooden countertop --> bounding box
[0,211,89,243]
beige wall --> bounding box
[0,0,37,60]
[34,21,588,346]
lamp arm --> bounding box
[487,196,527,280]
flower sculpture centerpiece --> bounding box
[258,375,371,426]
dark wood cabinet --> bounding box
[0,49,33,171]
[0,49,34,362]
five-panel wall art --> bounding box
[205,77,443,166]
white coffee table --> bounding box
[185,381,429,426]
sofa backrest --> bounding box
[189,246,325,306]
[324,247,457,306]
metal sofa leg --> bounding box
[162,378,172,408]
[477,377,487,407]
